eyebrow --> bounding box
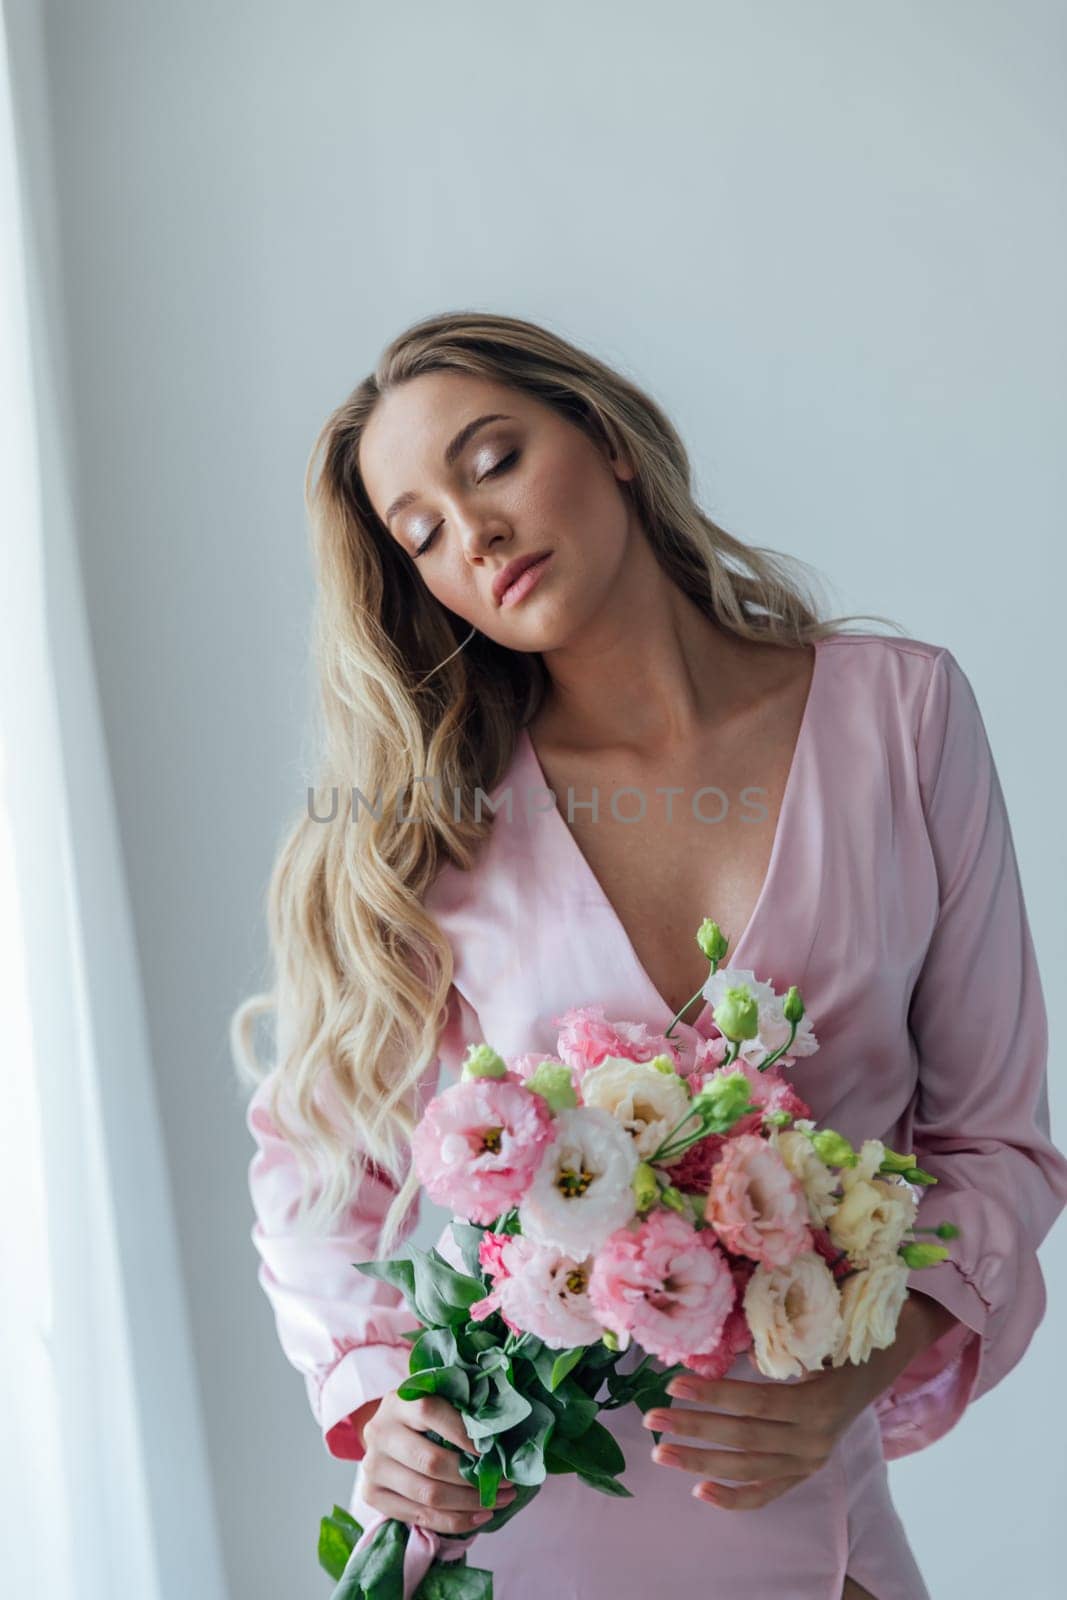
[384,413,513,527]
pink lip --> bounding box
[495,551,553,607]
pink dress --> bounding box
[245,632,1067,1599]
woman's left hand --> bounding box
[642,1294,958,1511]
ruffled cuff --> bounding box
[313,1342,415,1461]
[873,1259,991,1461]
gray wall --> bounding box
[34,2,1066,1596]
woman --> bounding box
[236,311,1067,1599]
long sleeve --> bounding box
[245,981,480,1461]
[873,647,1067,1460]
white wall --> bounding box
[33,2,1066,1595]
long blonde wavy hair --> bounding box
[230,308,901,1257]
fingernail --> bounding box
[474,1511,493,1524]
[642,1410,664,1428]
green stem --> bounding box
[755,1019,798,1072]
[664,956,722,1039]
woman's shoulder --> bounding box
[817,627,947,668]
[816,628,956,710]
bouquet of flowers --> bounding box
[319,919,958,1598]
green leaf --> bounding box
[475,1448,503,1508]
[355,1257,417,1305]
[413,1559,495,1599]
[409,1327,460,1374]
[461,1327,502,1356]
[574,1468,633,1499]
[448,1220,489,1279]
[407,1246,486,1327]
[397,1365,471,1409]
[532,1375,597,1439]
[630,1363,685,1416]
[544,1418,625,1478]
[330,1516,407,1600]
[548,1346,586,1391]
[541,1437,632,1498]
[468,1374,491,1411]
[318,1505,364,1581]
[604,1356,684,1413]
[527,1342,558,1392]
[475,1345,512,1377]
[453,1474,542,1534]
[466,1371,532,1442]
[497,1394,555,1487]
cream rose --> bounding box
[767,1126,840,1227]
[831,1257,911,1366]
[579,1055,692,1162]
[827,1171,918,1268]
[743,1250,844,1380]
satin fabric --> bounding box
[246,632,1067,1598]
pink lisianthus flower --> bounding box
[470,1233,602,1348]
[478,1229,513,1279]
[411,1078,553,1225]
[469,1230,524,1334]
[704,1133,814,1269]
[682,1258,757,1380]
[552,1004,683,1079]
[587,1210,737,1366]
[691,1032,732,1076]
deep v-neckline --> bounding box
[517,638,825,1034]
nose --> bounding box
[459,517,510,563]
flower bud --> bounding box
[691,1070,755,1128]
[762,1109,794,1129]
[696,919,729,963]
[878,1146,917,1174]
[649,1053,681,1078]
[659,1185,688,1215]
[782,985,805,1023]
[525,1060,578,1111]
[461,1043,508,1081]
[712,984,760,1041]
[900,1166,939,1186]
[632,1161,660,1213]
[899,1242,950,1269]
[809,1127,858,1168]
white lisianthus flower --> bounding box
[831,1257,911,1366]
[744,1251,844,1379]
[702,967,819,1061]
[518,1106,638,1255]
[579,1055,692,1162]
[840,1138,887,1189]
[766,1126,840,1227]
[827,1167,918,1268]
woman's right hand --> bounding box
[360,1389,518,1535]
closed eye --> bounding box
[412,449,520,557]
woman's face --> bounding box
[358,371,638,651]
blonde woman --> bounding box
[235,311,1067,1599]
